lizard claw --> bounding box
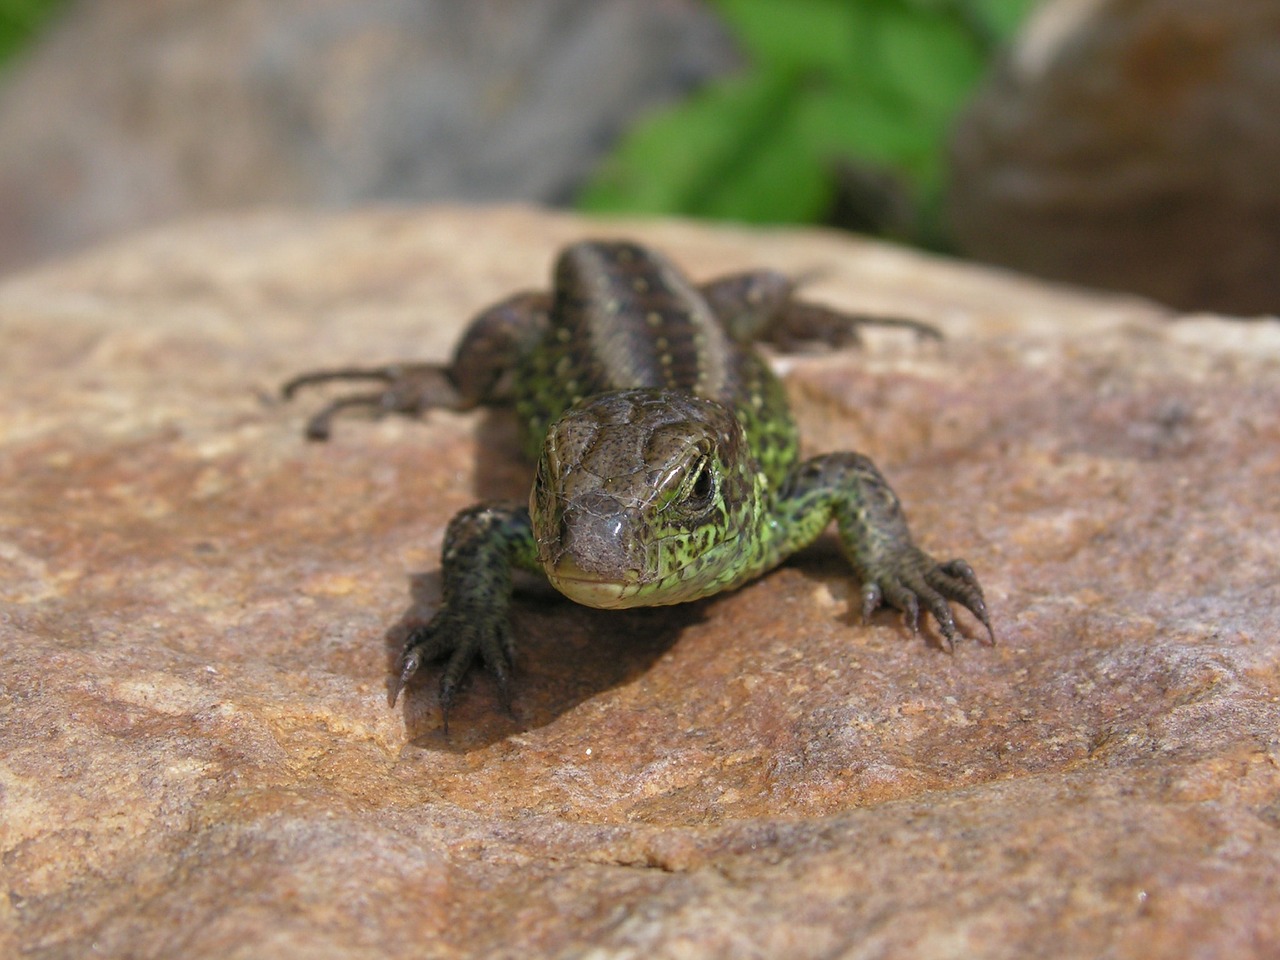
[860,582,882,626]
[390,647,424,708]
[938,559,995,644]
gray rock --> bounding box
[0,0,735,272]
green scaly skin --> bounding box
[284,241,992,728]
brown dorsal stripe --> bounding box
[552,242,729,398]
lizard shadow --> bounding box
[385,579,700,751]
[385,408,701,752]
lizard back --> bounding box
[514,241,795,478]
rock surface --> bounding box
[949,0,1280,315]
[2,206,1278,958]
[0,0,733,274]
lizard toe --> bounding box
[860,581,883,625]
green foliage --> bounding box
[0,0,68,64]
[578,0,1038,247]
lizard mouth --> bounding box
[544,530,744,610]
[545,557,644,609]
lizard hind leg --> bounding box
[281,291,552,440]
[699,269,943,352]
[282,364,460,440]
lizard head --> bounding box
[531,389,762,608]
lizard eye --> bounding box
[686,457,715,504]
[532,455,555,515]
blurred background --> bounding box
[1,0,1276,315]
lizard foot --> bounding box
[392,603,517,733]
[860,552,993,653]
[766,301,944,352]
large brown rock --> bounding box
[2,207,1278,958]
[949,0,1280,315]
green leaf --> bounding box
[0,0,68,63]
[714,0,862,79]
[579,73,807,217]
[965,0,1041,42]
[577,0,1038,245]
[876,9,986,120]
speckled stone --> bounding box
[2,207,1278,959]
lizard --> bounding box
[284,240,993,727]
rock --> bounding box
[949,0,1280,315]
[2,206,1277,958]
[0,0,734,273]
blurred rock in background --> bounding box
[5,0,1277,318]
[949,0,1280,315]
[0,0,735,274]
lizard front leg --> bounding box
[394,501,542,730]
[282,291,551,439]
[774,452,992,650]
